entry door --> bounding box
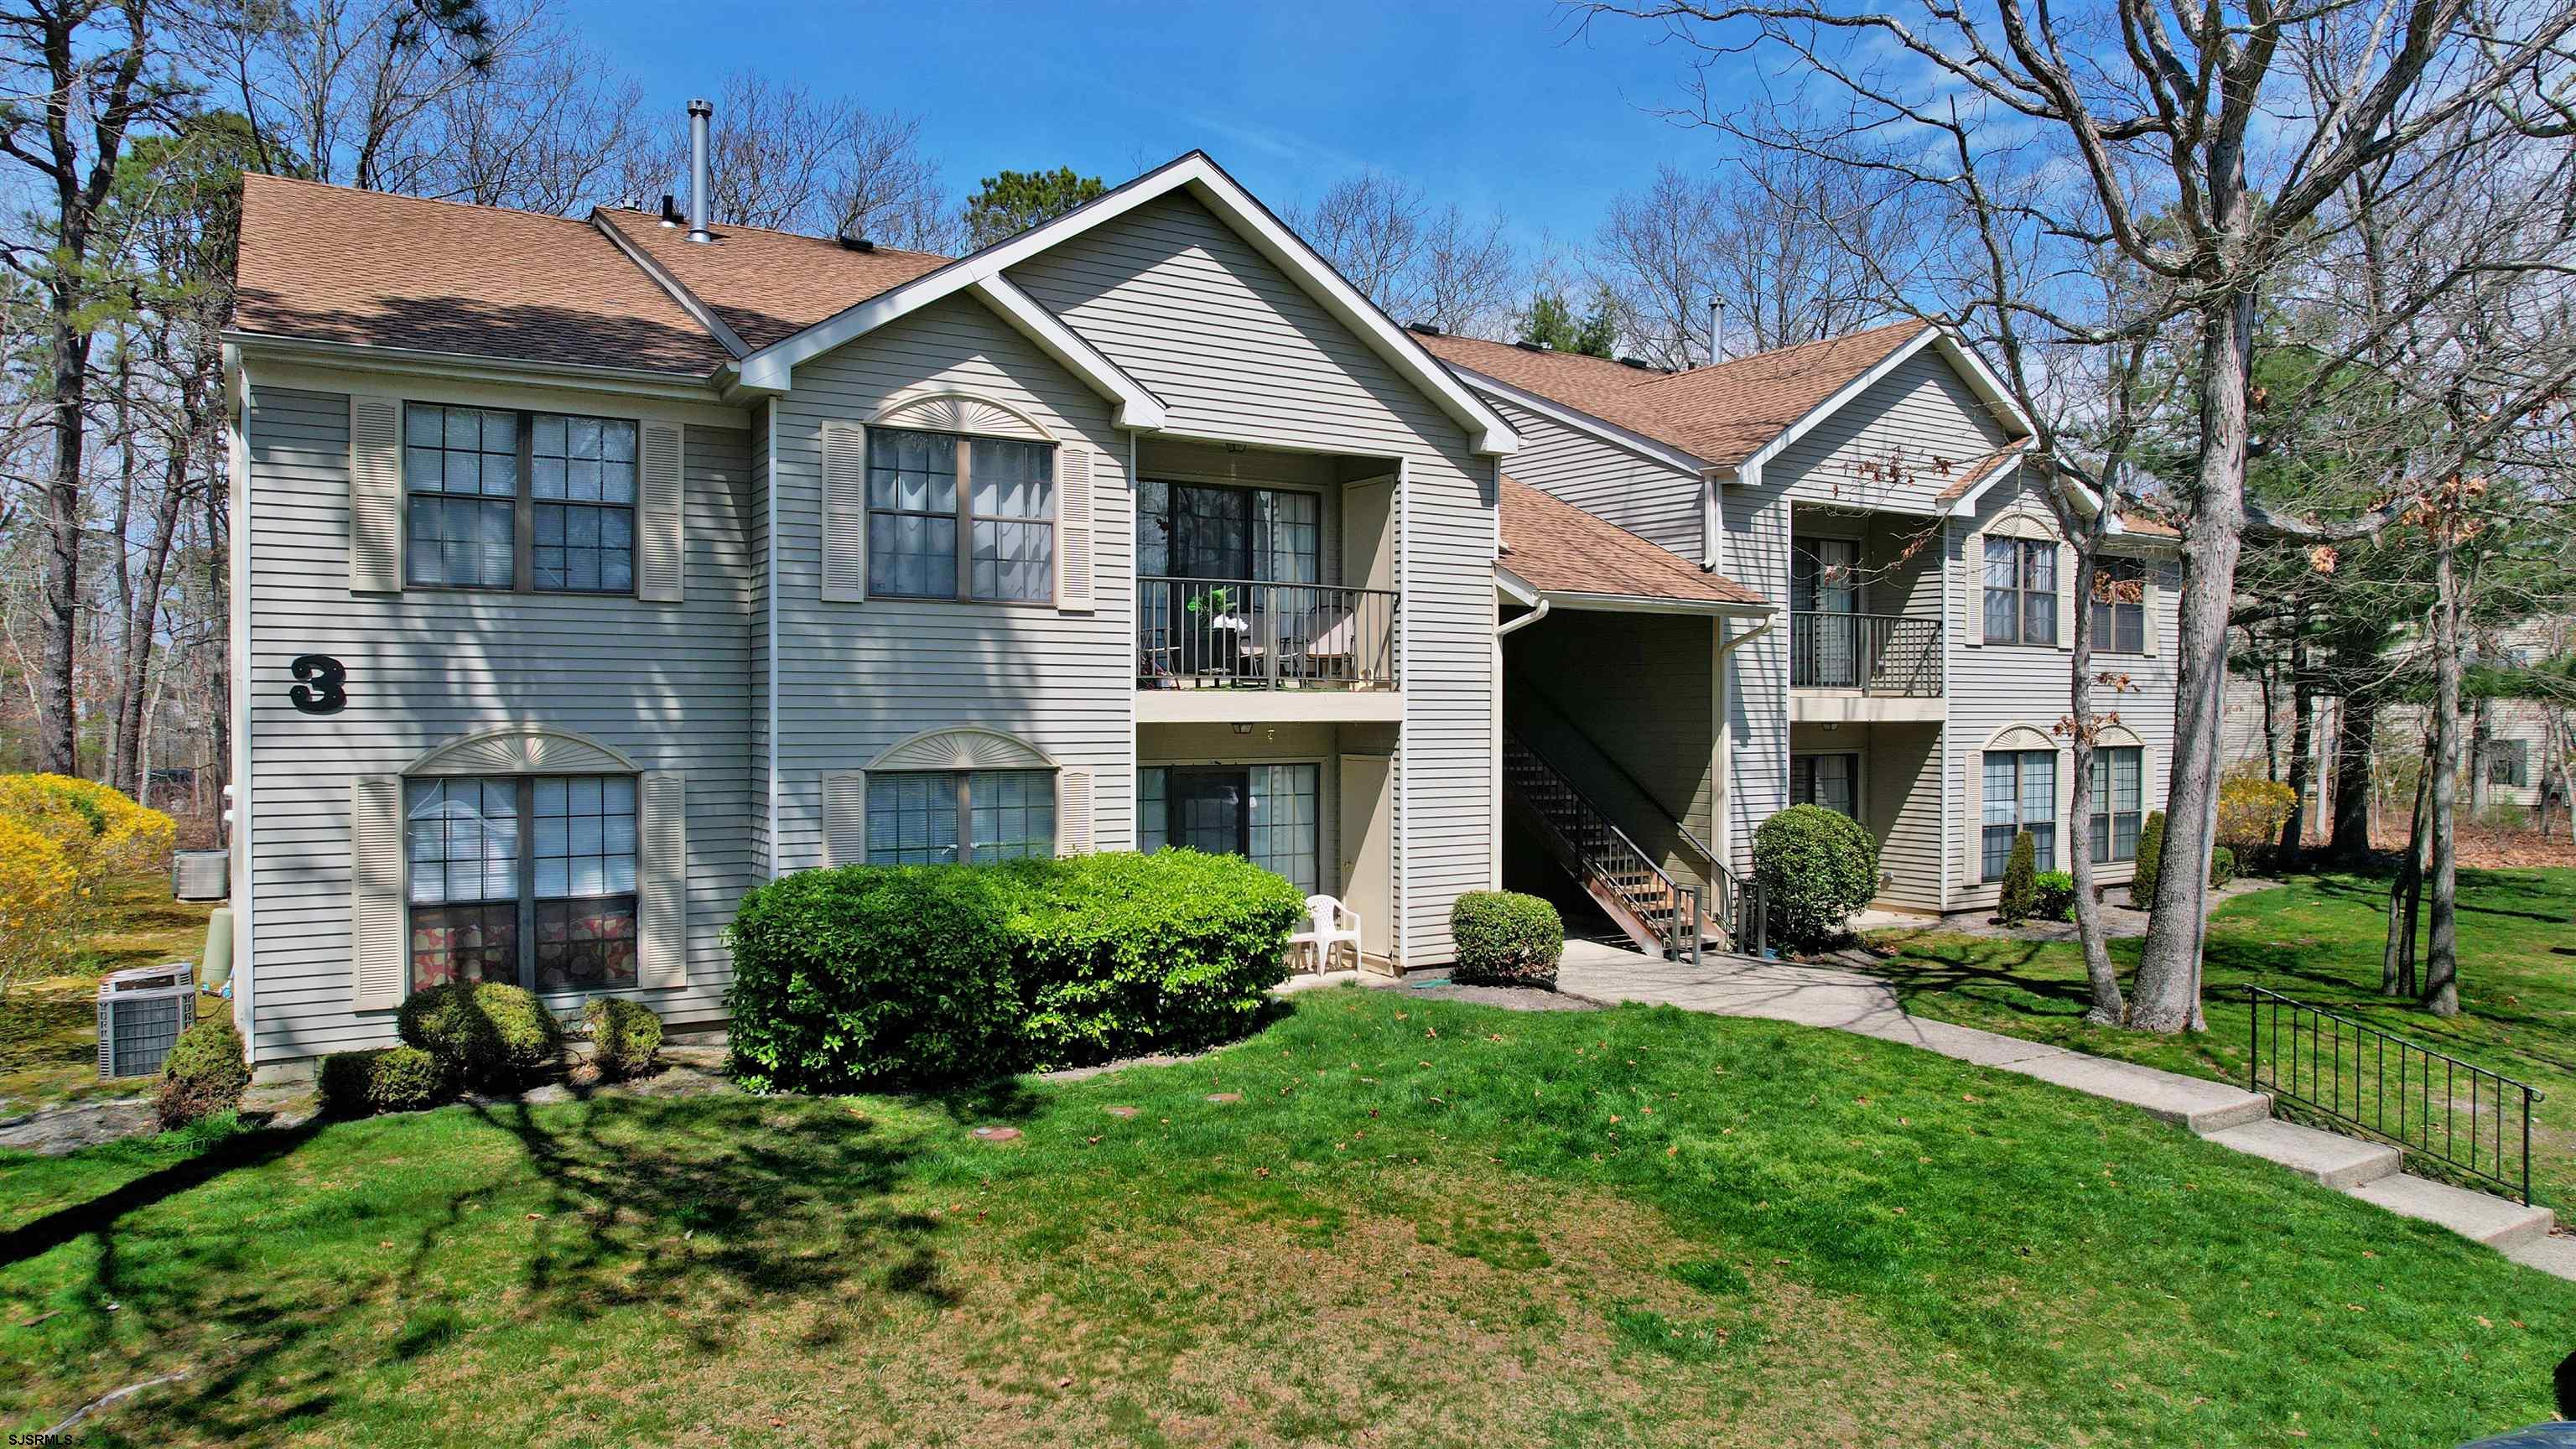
[1338,753,1394,963]
[1168,768,1249,856]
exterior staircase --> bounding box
[1501,730,1705,962]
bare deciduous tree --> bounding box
[1292,171,1518,335]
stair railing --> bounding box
[1503,729,1701,963]
[2246,984,2541,1204]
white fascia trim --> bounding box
[1937,440,2040,517]
[1494,563,1543,607]
[592,211,751,358]
[734,151,1520,455]
[1451,365,1706,475]
[1737,326,2036,480]
[1931,331,2037,439]
[1537,591,1775,619]
[225,343,257,1053]
[966,275,1166,430]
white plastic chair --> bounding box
[1288,894,1363,974]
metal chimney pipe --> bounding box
[687,98,714,242]
[1707,296,1726,365]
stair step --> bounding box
[2201,1119,2403,1189]
[2343,1172,2555,1249]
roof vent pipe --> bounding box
[686,98,714,242]
[1707,296,1726,366]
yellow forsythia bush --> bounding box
[0,816,75,990]
[2215,774,2298,849]
[0,774,175,954]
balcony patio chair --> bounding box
[1287,894,1363,974]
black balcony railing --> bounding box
[1138,577,1398,691]
[1791,611,1943,695]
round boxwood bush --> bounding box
[725,865,1020,1092]
[2210,844,2238,889]
[1451,891,1565,988]
[319,1046,446,1116]
[584,996,663,1081]
[155,1014,249,1129]
[2033,870,2077,923]
[1752,805,1878,952]
[397,981,564,1092]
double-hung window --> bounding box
[2490,740,2530,789]
[1138,764,1321,894]
[2089,556,2146,654]
[1981,749,2056,880]
[2090,746,2143,863]
[865,770,1057,865]
[867,428,1057,602]
[405,403,637,593]
[407,775,639,995]
[1982,537,2058,646]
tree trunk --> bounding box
[2467,697,2493,816]
[2258,655,2281,780]
[2383,736,2432,996]
[112,451,188,801]
[2061,501,2124,1025]
[2277,633,2314,866]
[2421,534,2462,1017]
[2326,686,2378,860]
[2132,292,2257,1034]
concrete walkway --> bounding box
[1552,940,2570,1279]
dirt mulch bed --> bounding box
[2371,824,2576,870]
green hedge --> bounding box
[724,849,1303,1092]
[397,982,564,1092]
[584,997,664,1081]
[2132,811,2168,906]
[2033,870,2077,922]
[319,1046,444,1116]
[1451,891,1564,988]
[1753,805,1879,951]
[155,1015,248,1129]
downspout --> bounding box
[1495,597,1550,637]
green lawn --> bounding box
[4,989,2570,1447]
[1867,868,2576,1206]
[0,874,215,1114]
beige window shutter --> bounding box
[636,770,688,989]
[1960,750,1984,885]
[349,775,406,1010]
[2142,564,2161,657]
[2054,542,2075,650]
[348,394,404,594]
[1963,529,1985,647]
[1057,767,1094,855]
[823,769,867,866]
[822,421,868,603]
[638,422,686,603]
[1057,448,1098,612]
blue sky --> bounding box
[574,0,1760,252]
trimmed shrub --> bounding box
[2131,810,2168,907]
[155,1015,248,1128]
[319,1046,445,1116]
[584,997,663,1081]
[725,851,1306,1090]
[725,865,1020,1092]
[1995,831,2040,924]
[2210,845,2238,889]
[1753,805,1879,952]
[397,981,564,1092]
[2033,870,2077,923]
[1451,891,1565,988]
[2216,775,2297,849]
[994,851,1304,1069]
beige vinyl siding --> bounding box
[1487,397,1702,555]
[1944,470,2181,912]
[748,399,773,877]
[241,383,756,1063]
[767,293,1134,870]
[1771,345,2014,514]
[1504,611,1715,886]
[1009,192,1495,965]
[1722,477,1792,877]
[1790,721,1942,911]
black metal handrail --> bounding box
[1791,611,1943,695]
[1503,729,1702,963]
[1504,667,1758,952]
[1137,576,1398,692]
[2246,985,2542,1204]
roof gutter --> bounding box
[222,330,731,404]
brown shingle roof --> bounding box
[596,210,953,352]
[1500,477,1767,609]
[1420,321,1935,468]
[230,174,730,375]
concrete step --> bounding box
[2201,1118,2403,1190]
[1994,1052,2274,1133]
[2344,1172,2557,1250]
[2501,1233,2576,1280]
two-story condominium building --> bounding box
[223,143,2183,1071]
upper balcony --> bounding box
[1789,514,1945,723]
[1131,439,1404,724]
